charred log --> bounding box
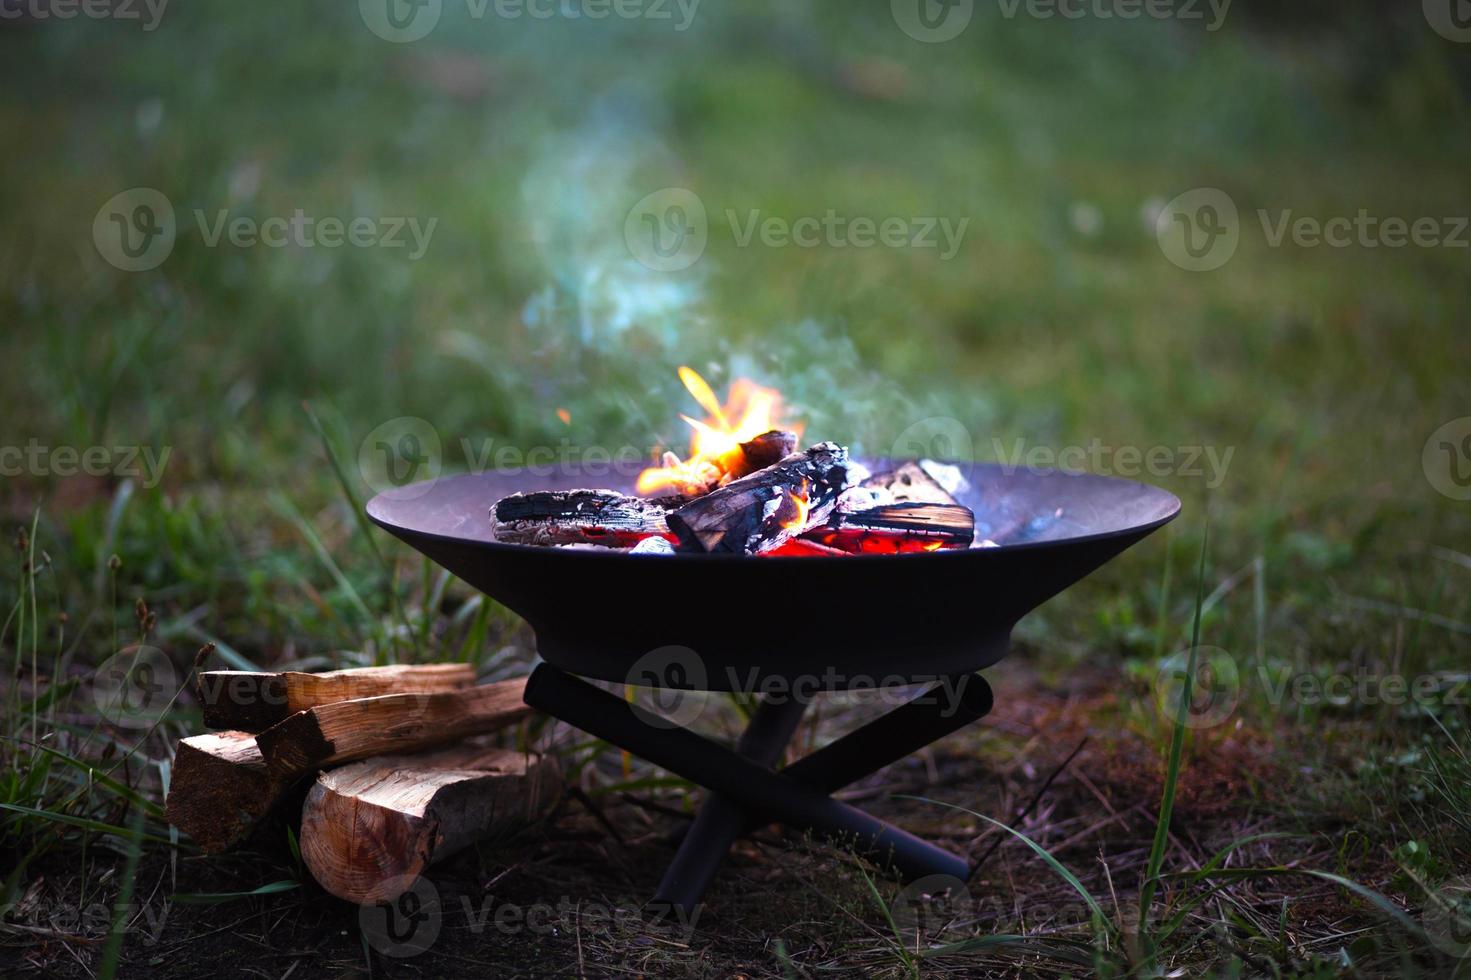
[725,429,798,482]
[804,501,974,554]
[493,489,674,547]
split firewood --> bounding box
[197,663,476,732]
[300,743,561,905]
[804,502,975,554]
[255,678,531,780]
[492,489,674,547]
[166,731,291,853]
[666,442,854,555]
[862,460,963,507]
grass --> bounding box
[2,1,1470,976]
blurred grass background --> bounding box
[2,0,1466,661]
[1,0,1470,974]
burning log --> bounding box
[666,442,854,555]
[804,502,975,554]
[300,743,561,905]
[197,663,476,732]
[862,460,964,507]
[166,731,291,853]
[725,429,798,481]
[645,428,800,498]
[493,490,673,547]
[255,678,532,779]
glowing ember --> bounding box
[636,367,798,496]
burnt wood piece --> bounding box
[666,442,854,555]
[493,490,673,547]
[300,743,562,905]
[862,460,961,507]
[166,731,290,853]
[725,429,798,482]
[806,502,975,553]
[197,663,476,732]
[255,678,532,780]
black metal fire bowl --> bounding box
[365,459,1180,691]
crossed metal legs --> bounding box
[523,664,994,914]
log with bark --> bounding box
[255,678,532,780]
[197,663,476,732]
[300,742,562,904]
[165,731,292,853]
[666,442,855,554]
[492,490,674,547]
[804,502,975,554]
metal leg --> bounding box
[651,694,809,916]
[523,664,989,911]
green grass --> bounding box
[2,2,1470,976]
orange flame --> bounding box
[779,480,811,531]
[636,368,796,495]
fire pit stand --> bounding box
[522,663,996,915]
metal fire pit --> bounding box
[367,459,1179,914]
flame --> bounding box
[779,480,811,531]
[636,368,795,495]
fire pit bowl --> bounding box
[366,459,1179,691]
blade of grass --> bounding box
[920,934,1094,967]
[267,491,377,634]
[303,402,420,660]
[175,881,300,903]
[96,804,145,980]
[0,803,176,846]
[1139,521,1211,930]
[905,796,1108,925]
[7,741,165,819]
[858,865,919,979]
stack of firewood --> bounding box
[165,663,559,904]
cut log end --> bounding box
[166,732,288,854]
[300,744,561,905]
